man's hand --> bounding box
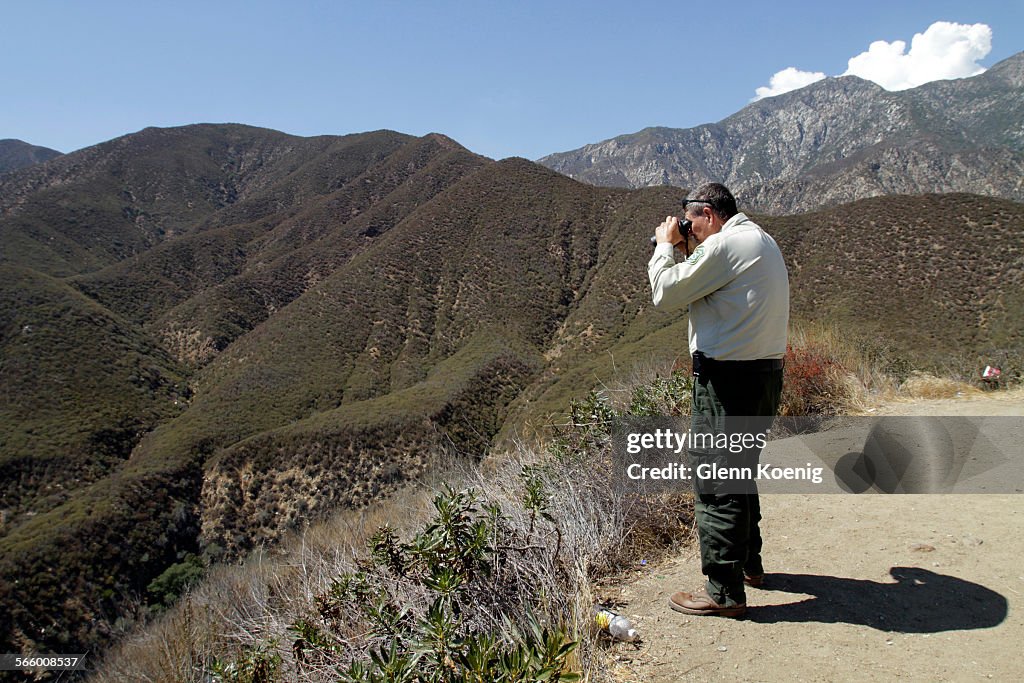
[655,215,684,246]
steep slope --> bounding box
[0,266,189,525]
[539,52,1024,214]
[0,267,195,656]
[133,159,649,552]
[764,194,1024,355]
[74,134,489,366]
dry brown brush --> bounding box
[92,384,695,683]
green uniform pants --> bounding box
[690,363,783,607]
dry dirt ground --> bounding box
[602,390,1024,682]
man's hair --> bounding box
[690,183,738,220]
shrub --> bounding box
[146,553,206,610]
[781,341,851,416]
[292,485,580,683]
[211,642,282,683]
[627,370,692,417]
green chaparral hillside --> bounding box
[0,265,189,520]
[763,194,1024,359]
[1,123,1021,661]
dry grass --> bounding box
[898,372,983,400]
[785,324,904,414]
[779,324,1020,414]
[92,478,441,682]
[92,431,693,683]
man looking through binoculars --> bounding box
[648,182,790,617]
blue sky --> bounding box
[2,0,1021,160]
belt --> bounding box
[692,351,784,376]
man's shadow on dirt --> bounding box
[746,567,1007,632]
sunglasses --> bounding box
[682,199,717,210]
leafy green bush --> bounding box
[211,642,282,683]
[146,553,206,609]
[628,370,692,416]
[283,485,579,682]
[546,389,616,464]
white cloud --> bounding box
[842,21,991,90]
[751,21,993,100]
[752,67,827,101]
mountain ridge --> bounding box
[538,51,1024,214]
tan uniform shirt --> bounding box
[648,212,789,360]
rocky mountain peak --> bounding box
[984,50,1024,87]
[539,51,1024,214]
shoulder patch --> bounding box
[686,245,705,265]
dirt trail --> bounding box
[605,391,1024,682]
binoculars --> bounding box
[649,218,692,247]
